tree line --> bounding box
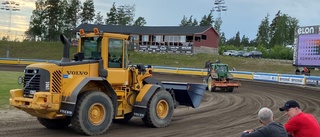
[23,0,299,53]
[25,0,146,41]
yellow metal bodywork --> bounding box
[9,89,63,118]
[9,31,154,120]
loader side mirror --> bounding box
[73,52,84,61]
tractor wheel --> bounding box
[142,90,174,128]
[37,117,70,129]
[207,77,216,92]
[227,87,234,92]
[207,77,213,91]
[113,112,133,123]
[71,91,114,136]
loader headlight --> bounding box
[17,76,24,85]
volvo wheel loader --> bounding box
[9,28,206,136]
[203,61,240,92]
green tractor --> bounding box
[203,61,240,92]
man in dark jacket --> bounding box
[241,107,288,137]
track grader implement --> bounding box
[203,61,241,92]
[9,28,206,135]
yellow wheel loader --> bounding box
[9,28,206,136]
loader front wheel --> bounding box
[37,117,70,129]
[142,90,174,128]
[71,91,113,136]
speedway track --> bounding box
[0,64,319,137]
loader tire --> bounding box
[142,90,174,128]
[37,117,70,129]
[71,91,114,136]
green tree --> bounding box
[269,10,298,48]
[192,18,198,26]
[27,0,46,41]
[180,15,198,26]
[44,0,64,41]
[256,14,270,48]
[65,0,81,37]
[235,31,241,47]
[219,32,227,45]
[199,12,214,26]
[214,18,222,35]
[105,2,117,25]
[133,17,146,26]
[117,4,135,25]
[241,35,249,46]
[80,0,95,24]
[179,15,188,26]
[94,11,104,25]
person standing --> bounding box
[279,100,320,137]
[241,107,288,137]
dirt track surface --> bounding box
[0,64,320,137]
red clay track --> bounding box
[0,65,319,137]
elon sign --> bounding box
[294,26,320,67]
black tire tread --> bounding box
[37,117,70,129]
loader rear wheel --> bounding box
[37,117,70,129]
[71,91,113,136]
[142,90,174,128]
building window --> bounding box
[142,35,149,42]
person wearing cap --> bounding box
[241,107,288,137]
[279,100,320,137]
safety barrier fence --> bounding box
[1,58,320,87]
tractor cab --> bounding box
[204,61,240,92]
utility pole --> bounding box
[0,0,20,41]
[211,0,228,20]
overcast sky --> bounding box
[0,0,319,40]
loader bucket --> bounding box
[162,82,206,108]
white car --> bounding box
[222,50,237,56]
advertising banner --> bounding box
[253,73,278,82]
[305,76,320,86]
[278,75,305,85]
[136,45,193,54]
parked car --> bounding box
[222,50,237,56]
[242,51,262,58]
[231,50,245,57]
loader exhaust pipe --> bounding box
[60,34,71,62]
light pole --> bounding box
[211,0,228,20]
[0,0,20,40]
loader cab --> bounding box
[76,28,130,84]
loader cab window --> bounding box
[108,38,123,68]
[81,37,102,60]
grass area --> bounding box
[129,52,319,76]
[0,71,23,108]
[0,40,319,76]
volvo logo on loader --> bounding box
[66,71,88,75]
